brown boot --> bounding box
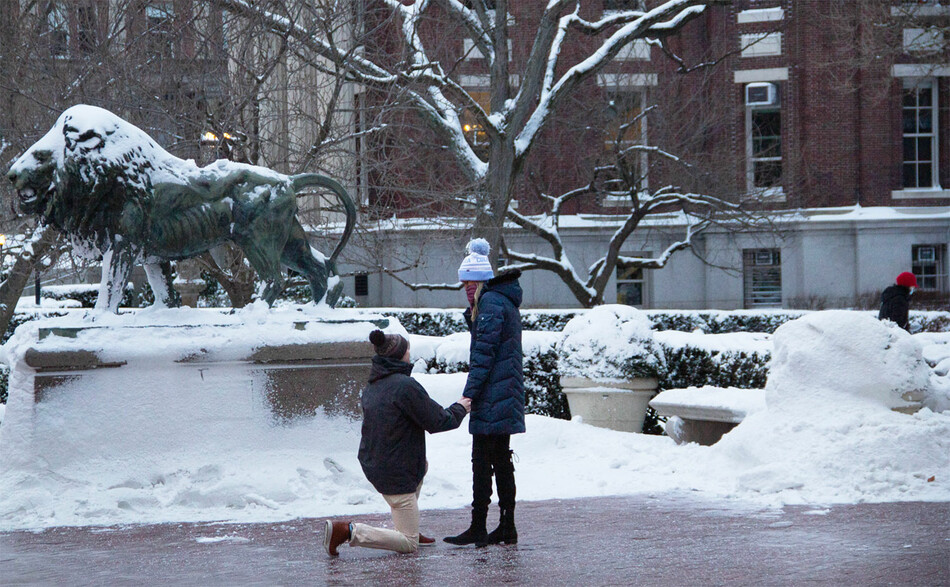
[323,520,351,556]
[419,534,436,546]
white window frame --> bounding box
[912,244,949,293]
[745,97,784,200]
[741,32,783,58]
[900,78,941,192]
[601,87,649,207]
[616,253,651,308]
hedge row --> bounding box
[423,336,772,436]
[372,308,948,336]
[39,284,152,309]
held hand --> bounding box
[457,397,472,413]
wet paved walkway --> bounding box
[1,494,947,586]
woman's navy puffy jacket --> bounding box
[462,270,526,435]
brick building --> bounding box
[345,0,949,309]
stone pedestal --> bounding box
[23,320,386,424]
[559,377,658,433]
[25,335,375,421]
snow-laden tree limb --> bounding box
[502,108,765,307]
[205,0,729,261]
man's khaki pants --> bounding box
[349,480,422,554]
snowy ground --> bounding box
[0,307,947,531]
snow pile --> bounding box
[557,304,662,380]
[0,308,946,530]
[0,303,404,366]
[653,329,772,354]
[765,311,930,412]
[651,386,766,419]
[708,311,948,502]
[916,331,950,413]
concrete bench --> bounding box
[649,387,765,446]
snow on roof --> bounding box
[317,205,949,234]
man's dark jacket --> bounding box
[463,270,526,435]
[359,355,467,495]
[878,284,911,331]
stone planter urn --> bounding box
[556,305,665,434]
[560,376,658,433]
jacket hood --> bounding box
[485,269,523,308]
[881,284,910,303]
[369,354,413,383]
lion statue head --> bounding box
[7,105,191,254]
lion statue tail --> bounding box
[290,173,357,276]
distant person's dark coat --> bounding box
[878,284,911,331]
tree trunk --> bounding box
[474,141,517,267]
[0,227,63,341]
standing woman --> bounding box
[445,238,525,547]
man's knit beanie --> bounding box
[458,238,494,282]
[369,329,409,360]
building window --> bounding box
[902,79,940,189]
[461,90,491,156]
[743,249,781,308]
[617,255,649,307]
[912,244,948,292]
[47,3,70,57]
[146,2,175,57]
[604,90,644,152]
[746,94,782,195]
[602,89,648,205]
[77,3,98,54]
[354,273,369,297]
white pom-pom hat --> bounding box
[458,238,495,282]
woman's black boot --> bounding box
[444,509,488,547]
[487,506,517,544]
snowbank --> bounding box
[709,311,946,501]
[766,310,930,412]
[0,309,946,531]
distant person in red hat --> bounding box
[878,272,917,331]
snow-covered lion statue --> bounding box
[6,105,355,311]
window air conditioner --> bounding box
[746,82,778,106]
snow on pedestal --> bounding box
[765,310,930,413]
